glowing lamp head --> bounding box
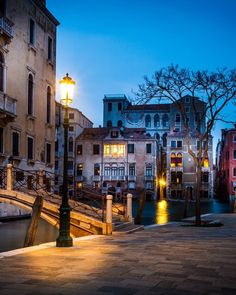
[159,178,166,186]
[59,73,75,107]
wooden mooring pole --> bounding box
[24,195,43,247]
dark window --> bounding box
[145,165,152,176]
[107,120,112,127]
[12,132,19,157]
[55,140,58,152]
[129,163,135,176]
[46,143,51,164]
[0,52,4,92]
[118,102,122,111]
[171,141,176,148]
[111,131,118,138]
[175,114,181,124]
[68,161,73,170]
[0,0,6,16]
[94,164,100,176]
[146,143,152,154]
[128,144,134,153]
[46,86,51,123]
[171,172,182,184]
[234,150,236,159]
[27,137,34,160]
[48,36,53,60]
[28,74,33,115]
[29,19,35,45]
[77,163,83,176]
[69,113,74,120]
[162,133,167,147]
[55,160,58,170]
[185,96,190,103]
[117,120,122,127]
[145,115,151,128]
[233,168,236,177]
[177,141,182,148]
[77,145,82,155]
[226,151,229,160]
[0,127,3,153]
[93,144,100,155]
[68,138,73,152]
[69,126,74,132]
[108,102,112,112]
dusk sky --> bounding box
[47,0,236,152]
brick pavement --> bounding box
[1,214,236,295]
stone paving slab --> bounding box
[1,214,236,294]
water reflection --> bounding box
[156,200,168,225]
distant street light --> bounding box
[56,73,75,247]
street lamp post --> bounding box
[56,73,75,247]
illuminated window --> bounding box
[203,156,209,168]
[170,153,182,167]
[77,163,83,176]
[94,164,100,176]
[104,144,125,157]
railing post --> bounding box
[7,164,13,191]
[38,169,44,194]
[106,194,113,235]
[126,193,133,223]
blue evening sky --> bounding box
[47,0,236,152]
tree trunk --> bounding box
[183,190,190,219]
[24,195,43,247]
[195,165,202,226]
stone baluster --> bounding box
[126,193,133,223]
[106,194,113,235]
[6,164,13,191]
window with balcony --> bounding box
[146,143,152,154]
[104,166,110,176]
[108,102,112,112]
[145,115,151,128]
[128,144,134,153]
[27,137,34,160]
[77,163,83,176]
[0,52,4,92]
[46,86,51,123]
[46,143,51,164]
[154,114,160,127]
[145,164,152,176]
[171,171,182,184]
[175,114,181,126]
[118,166,125,176]
[0,127,3,153]
[93,144,100,155]
[28,74,34,116]
[104,144,125,157]
[162,114,169,127]
[29,19,35,45]
[94,164,100,176]
[48,36,53,61]
[129,163,135,176]
[77,144,82,155]
[12,131,19,157]
[170,153,182,167]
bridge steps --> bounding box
[113,222,144,235]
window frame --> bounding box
[27,136,34,160]
[29,18,36,46]
[77,144,83,155]
[128,143,134,154]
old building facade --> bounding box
[76,127,158,198]
[0,0,59,171]
[102,94,213,200]
[215,126,236,199]
[55,102,93,196]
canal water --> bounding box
[0,199,234,252]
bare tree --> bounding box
[136,65,236,225]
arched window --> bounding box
[107,120,112,127]
[145,115,151,128]
[170,153,176,167]
[117,120,122,127]
[177,153,182,167]
[118,102,122,112]
[0,52,4,92]
[46,86,51,123]
[28,74,34,115]
[162,114,169,127]
[170,153,182,167]
[154,114,160,127]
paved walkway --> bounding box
[1,214,236,295]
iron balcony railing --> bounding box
[0,92,17,117]
[0,17,13,38]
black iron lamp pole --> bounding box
[56,74,74,247]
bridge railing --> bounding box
[0,166,7,189]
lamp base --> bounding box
[56,235,73,247]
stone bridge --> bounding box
[0,165,136,237]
